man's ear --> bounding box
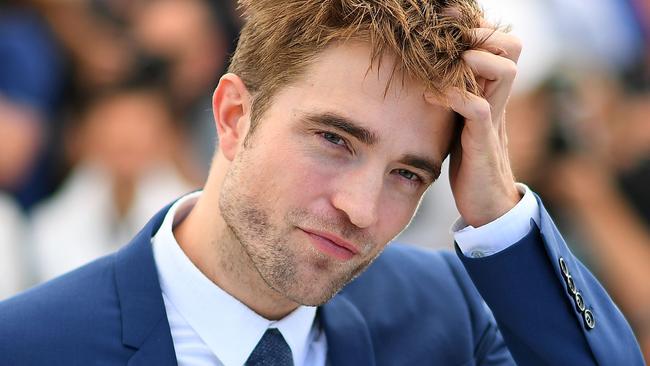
[212,73,252,161]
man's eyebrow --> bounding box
[302,112,379,146]
[301,111,440,181]
[398,154,442,182]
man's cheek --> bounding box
[380,198,420,239]
[289,153,339,190]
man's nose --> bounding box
[331,168,382,229]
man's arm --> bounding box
[552,156,650,359]
[457,195,644,365]
[427,21,644,364]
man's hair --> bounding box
[228,0,487,128]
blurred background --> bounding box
[0,0,648,361]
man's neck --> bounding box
[172,187,301,320]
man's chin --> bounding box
[261,249,379,307]
[285,288,342,307]
[278,269,366,306]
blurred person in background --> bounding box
[31,0,235,178]
[0,2,64,210]
[132,0,228,115]
[0,1,65,298]
[30,82,193,281]
[18,0,235,282]
[132,0,232,176]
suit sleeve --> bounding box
[456,194,644,365]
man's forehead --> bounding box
[266,41,456,165]
[299,41,429,101]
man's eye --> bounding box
[396,169,420,182]
[321,132,346,146]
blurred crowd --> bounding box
[0,0,648,361]
[0,0,240,282]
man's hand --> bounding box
[426,24,522,227]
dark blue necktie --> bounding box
[245,328,294,366]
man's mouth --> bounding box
[299,228,359,261]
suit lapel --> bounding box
[126,318,178,366]
[114,204,178,366]
[321,294,376,366]
[113,201,378,366]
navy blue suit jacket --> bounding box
[0,197,644,365]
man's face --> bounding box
[219,42,455,306]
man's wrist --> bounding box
[453,183,540,258]
[463,183,521,228]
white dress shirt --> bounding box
[152,193,326,366]
[152,184,540,365]
[454,183,541,257]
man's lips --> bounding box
[299,228,360,260]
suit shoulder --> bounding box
[340,244,500,364]
[344,243,476,304]
[381,243,459,268]
[0,253,117,310]
[357,244,467,285]
[0,254,123,360]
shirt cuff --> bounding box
[452,183,540,258]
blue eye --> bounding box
[396,169,420,182]
[321,132,346,146]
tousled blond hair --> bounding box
[228,0,487,127]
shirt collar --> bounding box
[152,192,318,366]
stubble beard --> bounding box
[218,160,380,306]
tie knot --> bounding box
[246,328,294,366]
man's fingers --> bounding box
[425,88,490,127]
[473,28,522,63]
[462,49,517,83]
[462,49,516,116]
[440,88,493,135]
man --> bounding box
[0,0,644,365]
